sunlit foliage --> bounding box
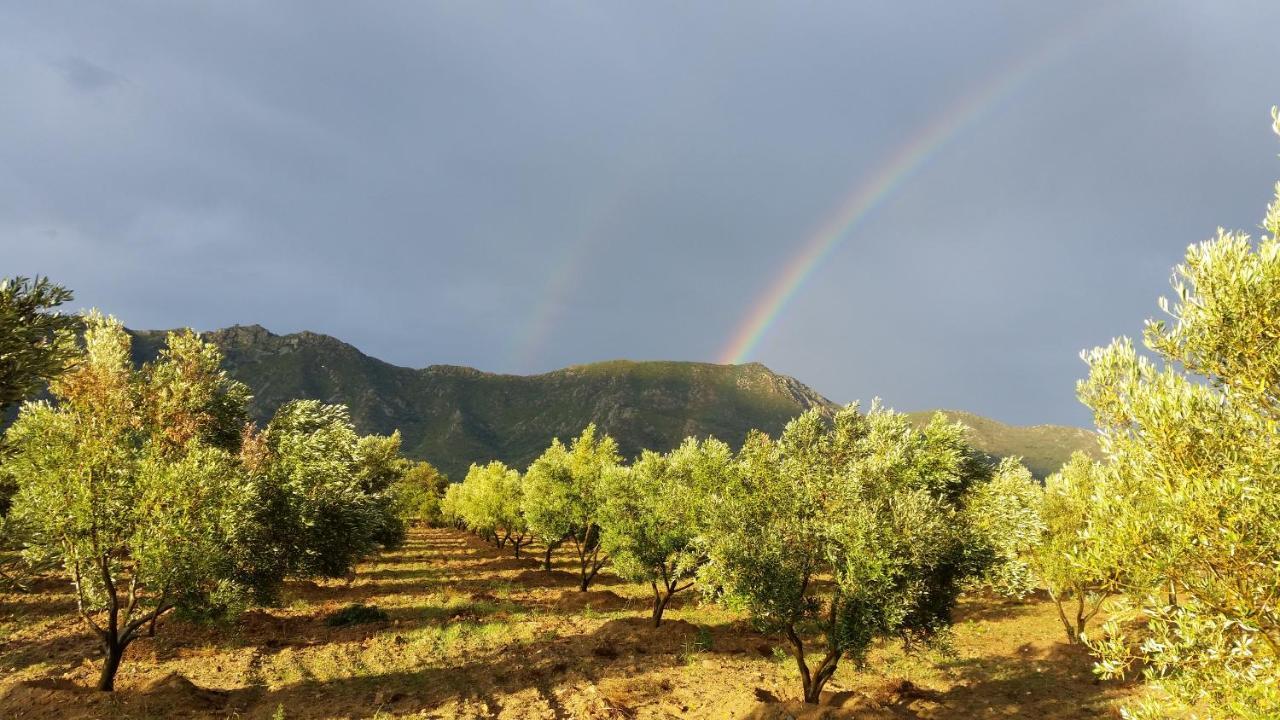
[5,315,265,690]
[455,460,529,556]
[963,457,1044,600]
[0,276,79,588]
[391,460,449,525]
[702,404,990,703]
[598,438,734,625]
[1077,114,1280,718]
[521,424,620,590]
[258,400,405,579]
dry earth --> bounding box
[0,527,1144,719]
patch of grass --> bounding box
[695,625,714,652]
[326,603,389,627]
[770,646,791,665]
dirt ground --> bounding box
[0,527,1144,719]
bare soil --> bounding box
[0,527,1143,718]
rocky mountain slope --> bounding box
[129,325,833,478]
[129,325,1096,478]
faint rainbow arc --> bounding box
[718,10,1116,365]
[507,231,597,371]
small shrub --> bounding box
[325,603,389,627]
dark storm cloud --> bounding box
[3,1,1279,426]
[54,56,123,93]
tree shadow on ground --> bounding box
[951,594,1043,624]
[0,527,1126,720]
[921,639,1129,719]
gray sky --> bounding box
[3,1,1279,427]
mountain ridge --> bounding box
[128,324,1097,479]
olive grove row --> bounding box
[436,413,1105,704]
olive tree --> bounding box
[703,404,988,704]
[494,465,530,556]
[456,461,528,554]
[391,460,449,526]
[354,432,412,548]
[1074,124,1280,717]
[0,276,79,417]
[258,401,403,579]
[0,276,78,588]
[521,439,574,571]
[440,481,465,529]
[5,315,270,691]
[1025,452,1116,644]
[962,457,1044,600]
[140,329,250,455]
[598,438,732,626]
[522,424,619,588]
[456,462,501,542]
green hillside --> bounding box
[130,325,1097,479]
[906,409,1101,478]
[129,325,834,478]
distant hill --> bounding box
[905,409,1101,478]
[128,325,1097,479]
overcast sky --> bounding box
[4,1,1279,426]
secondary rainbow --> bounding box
[718,9,1118,365]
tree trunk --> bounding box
[543,544,554,571]
[651,576,692,627]
[1049,588,1080,643]
[651,588,671,627]
[97,639,125,691]
[578,549,604,591]
[784,594,842,704]
[787,635,839,703]
[575,525,607,592]
[1075,592,1087,640]
[784,625,817,703]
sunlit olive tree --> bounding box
[702,404,989,704]
[456,462,501,543]
[456,461,529,555]
[521,439,573,571]
[962,457,1044,600]
[354,431,411,548]
[599,437,732,626]
[521,424,620,589]
[1075,118,1280,718]
[258,400,403,579]
[391,460,449,526]
[1025,452,1116,644]
[5,315,269,691]
[440,482,465,529]
[140,329,251,455]
[494,465,530,556]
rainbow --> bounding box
[507,171,646,371]
[718,7,1121,365]
[507,231,596,371]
